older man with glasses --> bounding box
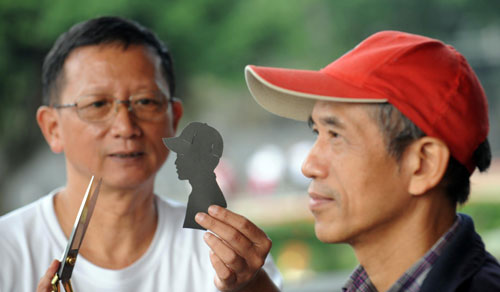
[0,16,281,292]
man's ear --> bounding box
[404,137,450,196]
[171,97,183,132]
[36,106,64,153]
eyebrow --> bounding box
[308,115,346,129]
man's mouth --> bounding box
[308,191,335,210]
[109,151,145,158]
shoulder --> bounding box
[0,193,52,233]
[0,190,58,247]
[0,191,58,292]
[466,252,500,290]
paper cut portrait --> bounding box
[163,122,228,230]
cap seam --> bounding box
[430,46,463,127]
[430,50,472,170]
[323,39,407,88]
[368,40,454,129]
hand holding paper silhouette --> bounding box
[164,123,276,291]
[195,205,274,292]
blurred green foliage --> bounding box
[459,202,500,233]
[1,0,499,187]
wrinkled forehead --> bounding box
[64,42,169,86]
[311,100,379,124]
[60,43,170,98]
[310,100,388,140]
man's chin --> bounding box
[102,174,155,190]
[314,221,346,243]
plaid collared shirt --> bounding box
[342,216,461,292]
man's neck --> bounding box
[54,176,158,269]
[351,193,456,291]
[188,172,217,188]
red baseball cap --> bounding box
[245,30,489,173]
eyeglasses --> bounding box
[52,92,170,123]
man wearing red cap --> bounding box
[246,30,500,291]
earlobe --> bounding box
[36,106,64,153]
[406,137,450,195]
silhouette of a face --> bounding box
[174,154,189,180]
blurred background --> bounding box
[1,0,499,291]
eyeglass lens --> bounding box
[75,93,168,122]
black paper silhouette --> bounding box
[163,122,227,230]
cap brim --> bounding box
[163,137,190,153]
[245,65,388,121]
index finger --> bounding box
[207,205,270,246]
[37,260,60,292]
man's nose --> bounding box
[110,101,141,138]
[301,141,328,179]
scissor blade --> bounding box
[57,176,102,283]
[69,177,102,251]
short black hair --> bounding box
[42,16,175,105]
[367,103,491,205]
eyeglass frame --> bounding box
[51,91,174,123]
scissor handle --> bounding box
[50,274,59,292]
[50,274,74,292]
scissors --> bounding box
[51,176,102,292]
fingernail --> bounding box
[208,205,219,215]
[195,212,206,222]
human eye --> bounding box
[132,93,165,110]
[136,97,161,106]
[329,130,339,138]
[91,100,108,108]
[75,95,113,122]
[78,95,112,110]
[132,93,163,106]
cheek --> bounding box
[155,114,176,138]
[146,121,173,159]
[61,119,105,154]
[331,154,380,212]
[349,156,404,216]
[327,149,359,193]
